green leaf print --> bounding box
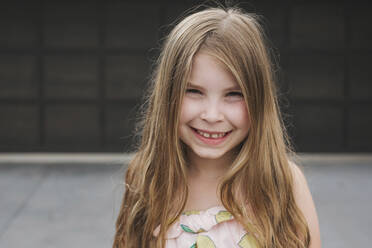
[181,224,196,234]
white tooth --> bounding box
[211,134,218,138]
[203,133,210,138]
[218,133,223,138]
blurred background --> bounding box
[1,0,371,153]
[0,0,371,247]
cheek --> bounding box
[179,98,201,123]
[226,102,250,128]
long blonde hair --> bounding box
[113,6,310,248]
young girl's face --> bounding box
[179,52,250,161]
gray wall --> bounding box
[0,0,371,152]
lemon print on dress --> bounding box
[196,235,216,248]
[238,233,258,248]
[183,210,201,216]
[215,210,233,223]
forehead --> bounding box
[189,52,240,89]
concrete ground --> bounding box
[0,154,371,248]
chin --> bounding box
[192,148,228,160]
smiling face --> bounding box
[179,52,250,163]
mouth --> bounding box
[190,127,232,139]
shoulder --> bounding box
[288,161,307,193]
[288,161,313,206]
[288,160,322,248]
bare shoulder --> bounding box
[288,161,322,248]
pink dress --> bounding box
[153,206,258,248]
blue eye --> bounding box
[227,91,243,97]
[186,88,202,94]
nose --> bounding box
[200,100,224,123]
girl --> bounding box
[113,6,321,248]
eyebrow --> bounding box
[187,82,242,91]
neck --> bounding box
[187,150,234,180]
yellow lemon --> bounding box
[196,235,216,248]
[238,234,258,248]
[215,210,233,223]
[183,210,201,216]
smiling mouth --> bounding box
[191,127,232,139]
